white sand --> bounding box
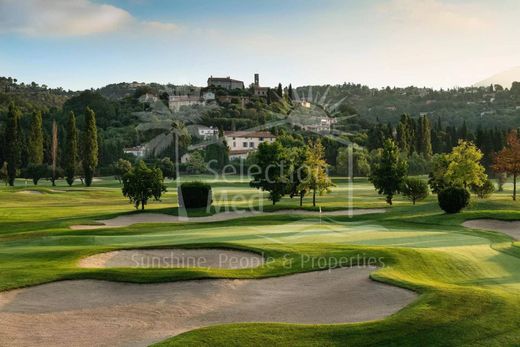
[16,190,43,195]
[70,209,386,230]
[463,219,520,240]
[78,249,264,269]
[0,267,416,347]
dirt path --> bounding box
[463,219,520,240]
[0,267,416,347]
[70,209,386,230]
[78,249,265,269]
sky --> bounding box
[1,0,519,91]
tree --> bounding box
[27,111,44,166]
[157,157,175,180]
[114,159,132,183]
[50,120,59,186]
[299,139,333,207]
[445,140,487,189]
[493,130,520,200]
[497,172,507,192]
[186,151,207,174]
[82,107,98,187]
[0,162,8,186]
[25,164,47,185]
[122,161,166,210]
[5,103,21,186]
[470,179,495,199]
[396,116,411,155]
[401,177,429,205]
[369,139,408,205]
[276,83,283,99]
[250,141,289,205]
[288,84,294,100]
[420,115,433,159]
[336,147,370,177]
[287,146,308,207]
[428,154,450,193]
[143,120,191,169]
[205,142,229,171]
[64,111,78,186]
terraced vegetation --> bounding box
[1,177,520,346]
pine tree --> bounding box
[5,103,21,186]
[64,111,78,186]
[82,107,98,187]
[27,111,44,165]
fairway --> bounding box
[1,177,520,346]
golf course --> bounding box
[1,176,520,346]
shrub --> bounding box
[179,181,212,209]
[438,187,470,214]
[401,177,429,205]
[470,179,495,199]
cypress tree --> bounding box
[276,83,283,98]
[27,111,44,165]
[64,111,78,186]
[396,114,411,155]
[459,120,468,140]
[421,116,433,159]
[17,116,28,169]
[386,122,394,140]
[5,103,21,186]
[82,107,98,187]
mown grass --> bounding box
[2,176,520,346]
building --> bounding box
[197,126,219,140]
[293,99,311,108]
[207,76,245,90]
[123,145,146,158]
[202,91,216,101]
[224,131,276,160]
[301,117,337,134]
[168,95,203,112]
[252,73,269,97]
[138,93,158,103]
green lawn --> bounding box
[1,176,520,346]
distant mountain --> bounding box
[474,66,520,88]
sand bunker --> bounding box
[463,219,520,240]
[78,249,264,269]
[16,190,43,195]
[0,267,416,347]
[70,209,386,230]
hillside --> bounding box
[296,83,520,130]
[474,66,520,89]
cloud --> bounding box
[142,21,178,32]
[377,0,492,32]
[0,0,177,37]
